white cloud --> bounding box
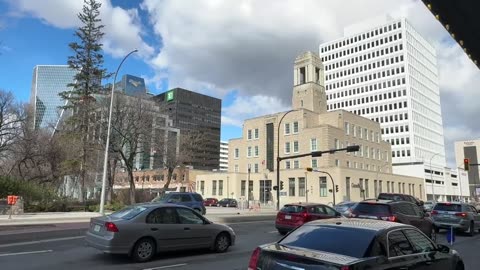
[140,0,480,167]
[7,0,154,58]
[222,95,290,127]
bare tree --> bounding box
[0,90,26,160]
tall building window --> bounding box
[293,160,299,169]
[289,178,296,196]
[254,128,259,139]
[311,159,318,168]
[293,141,299,153]
[219,180,223,196]
[285,161,291,169]
[247,146,252,157]
[247,130,252,140]
[346,177,351,201]
[254,146,259,157]
[374,180,378,197]
[319,177,327,197]
[241,180,246,196]
[285,142,291,154]
[365,179,369,198]
[299,177,306,196]
[311,138,318,151]
[334,138,340,149]
[200,181,205,195]
[293,122,299,133]
[234,148,239,159]
[285,123,291,135]
[234,164,239,172]
[212,180,217,195]
[345,122,350,135]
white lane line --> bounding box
[268,230,278,234]
[0,236,84,248]
[143,263,188,270]
[0,250,53,257]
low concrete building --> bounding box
[196,51,425,206]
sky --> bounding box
[0,0,479,168]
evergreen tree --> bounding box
[59,0,110,202]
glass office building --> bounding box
[30,65,78,130]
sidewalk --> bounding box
[0,206,277,226]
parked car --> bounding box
[248,219,464,270]
[378,192,424,207]
[423,200,436,212]
[431,202,480,236]
[204,198,218,207]
[218,198,237,207]
[85,204,235,262]
[275,203,342,235]
[351,199,435,240]
[334,201,357,217]
[152,192,206,215]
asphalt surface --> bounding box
[0,221,478,270]
[0,221,280,270]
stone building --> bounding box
[196,51,425,206]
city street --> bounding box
[0,220,479,270]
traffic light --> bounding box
[311,151,322,157]
[306,167,313,172]
[347,145,360,152]
[335,185,339,192]
[464,158,470,171]
[280,181,284,190]
[273,186,278,191]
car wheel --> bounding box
[456,262,465,270]
[214,233,231,253]
[466,221,475,237]
[132,238,156,263]
[434,226,440,233]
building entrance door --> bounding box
[260,180,272,204]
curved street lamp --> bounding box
[276,109,296,210]
[429,152,441,202]
[99,49,138,214]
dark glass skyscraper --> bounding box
[154,88,221,170]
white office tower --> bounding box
[319,17,454,201]
[219,141,229,171]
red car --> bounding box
[203,198,218,207]
[275,203,342,235]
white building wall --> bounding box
[319,17,453,199]
[219,141,229,171]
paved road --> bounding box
[0,221,280,270]
[0,221,479,270]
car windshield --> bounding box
[281,205,306,213]
[354,203,390,215]
[110,206,148,220]
[434,203,462,212]
[280,225,376,258]
[152,194,168,202]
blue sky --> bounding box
[1,0,479,167]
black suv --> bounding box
[378,192,424,207]
[152,192,206,215]
[351,199,435,240]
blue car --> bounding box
[152,192,206,215]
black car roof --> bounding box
[307,218,412,232]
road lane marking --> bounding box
[0,236,84,248]
[0,250,53,257]
[143,263,187,270]
[268,230,278,233]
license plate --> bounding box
[94,225,101,232]
[285,215,292,220]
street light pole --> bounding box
[276,110,295,211]
[99,49,138,215]
[429,152,441,202]
[247,164,251,209]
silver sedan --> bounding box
[85,203,236,262]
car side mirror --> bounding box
[335,212,342,217]
[436,244,450,254]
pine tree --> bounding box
[59,0,110,202]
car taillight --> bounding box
[105,222,119,232]
[431,210,438,215]
[248,247,261,270]
[340,266,351,270]
[381,216,397,222]
[455,212,467,218]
